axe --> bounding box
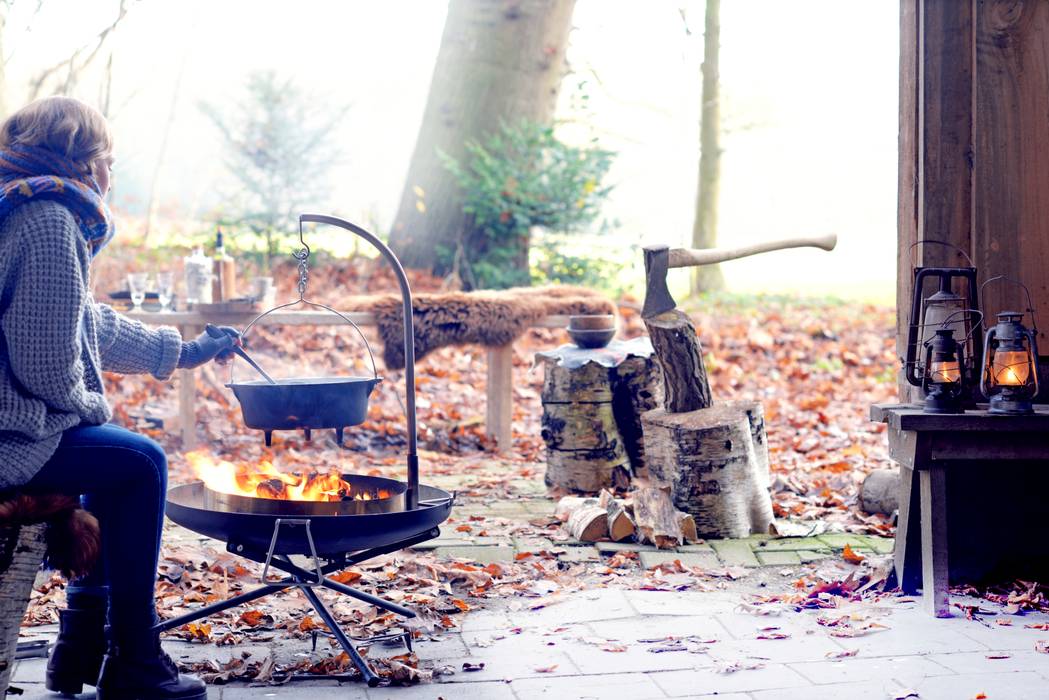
[642,234,838,318]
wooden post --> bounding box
[486,344,513,449]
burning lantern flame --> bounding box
[186,451,388,502]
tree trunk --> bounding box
[388,0,576,274]
[690,0,723,294]
[644,309,713,413]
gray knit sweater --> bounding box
[0,200,182,488]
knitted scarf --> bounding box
[0,145,114,255]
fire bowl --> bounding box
[202,474,407,517]
[166,481,454,556]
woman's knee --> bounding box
[117,433,168,493]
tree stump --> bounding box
[538,338,661,492]
[642,309,774,539]
[643,401,773,538]
[0,523,47,694]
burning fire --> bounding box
[186,451,387,502]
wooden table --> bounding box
[871,403,1049,616]
[127,309,570,449]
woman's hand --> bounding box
[177,325,241,369]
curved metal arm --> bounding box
[299,214,419,510]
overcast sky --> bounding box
[4,0,898,300]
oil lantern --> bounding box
[980,311,1040,415]
[921,328,966,414]
[904,242,982,395]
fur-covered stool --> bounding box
[0,494,99,694]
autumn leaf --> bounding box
[842,544,865,564]
[328,570,362,584]
[237,610,273,628]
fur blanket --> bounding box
[341,285,616,370]
[0,494,99,579]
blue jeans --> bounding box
[27,423,167,640]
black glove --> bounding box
[177,324,241,369]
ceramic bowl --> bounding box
[567,327,616,349]
[568,314,616,331]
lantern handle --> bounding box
[908,240,974,267]
[936,308,984,343]
[979,275,1039,334]
[1025,326,1040,400]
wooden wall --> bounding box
[899,0,1049,394]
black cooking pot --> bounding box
[228,376,381,433]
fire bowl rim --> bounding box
[199,473,408,517]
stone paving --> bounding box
[10,493,1049,698]
[11,582,1049,699]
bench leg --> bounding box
[485,345,513,449]
[179,367,198,450]
[894,464,922,594]
[919,466,950,617]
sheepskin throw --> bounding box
[0,493,100,579]
[343,285,616,370]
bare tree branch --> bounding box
[28,0,132,100]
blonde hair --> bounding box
[0,96,113,177]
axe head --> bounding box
[642,244,675,318]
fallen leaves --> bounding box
[842,544,865,565]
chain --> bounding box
[293,247,309,300]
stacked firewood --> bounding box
[555,486,700,549]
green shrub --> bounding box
[441,120,614,289]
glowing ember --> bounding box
[186,451,388,502]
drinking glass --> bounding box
[127,272,149,311]
[155,271,174,312]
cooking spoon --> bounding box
[205,323,278,385]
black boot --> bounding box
[95,632,207,700]
[46,606,106,695]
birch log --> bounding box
[642,400,773,538]
[0,524,47,694]
[643,309,712,412]
[633,486,684,549]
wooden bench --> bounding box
[871,403,1049,616]
[126,310,570,450]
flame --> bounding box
[186,451,387,502]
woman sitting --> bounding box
[0,96,239,699]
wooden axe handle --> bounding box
[667,233,838,268]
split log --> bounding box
[644,309,712,413]
[642,400,774,539]
[565,506,609,542]
[633,486,684,549]
[606,499,636,542]
[555,496,598,522]
[677,512,699,544]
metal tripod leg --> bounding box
[152,581,293,634]
[300,586,381,687]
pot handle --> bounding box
[230,297,380,385]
